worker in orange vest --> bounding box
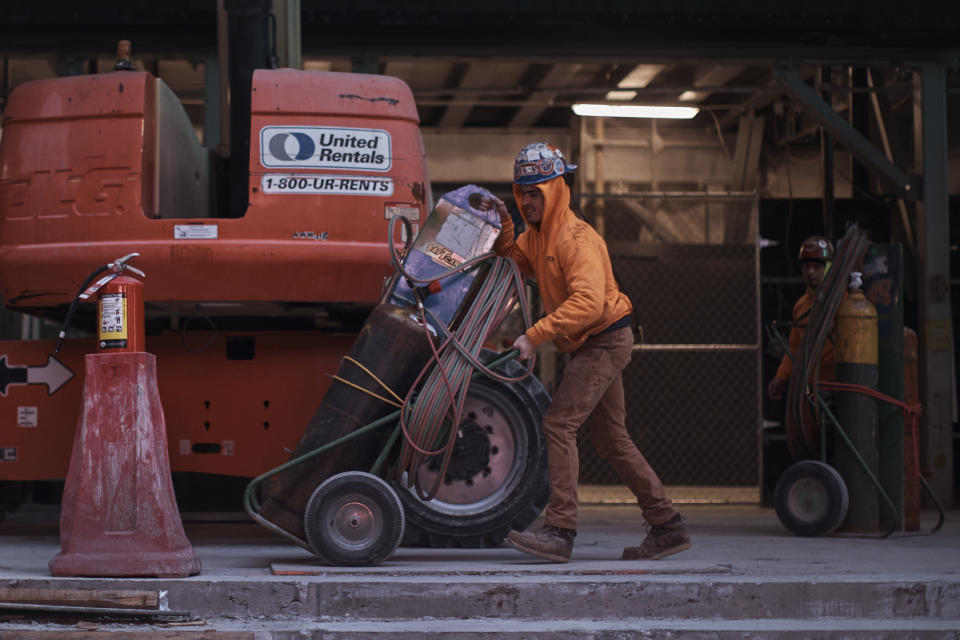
[768,235,836,399]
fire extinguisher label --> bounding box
[99,293,128,349]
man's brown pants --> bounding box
[542,326,677,531]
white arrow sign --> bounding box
[1,354,75,396]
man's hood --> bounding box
[512,176,572,238]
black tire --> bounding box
[398,353,550,548]
[774,460,849,536]
[0,481,30,522]
[303,471,405,566]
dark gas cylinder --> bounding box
[257,303,435,541]
[834,271,880,533]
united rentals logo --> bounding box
[267,132,315,161]
[260,126,391,171]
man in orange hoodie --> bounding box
[480,142,689,563]
[768,235,836,399]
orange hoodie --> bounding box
[493,176,632,353]
[775,289,837,383]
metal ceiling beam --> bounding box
[438,62,520,130]
[776,67,920,199]
[680,65,745,103]
[383,60,415,79]
[613,64,667,91]
[509,63,584,128]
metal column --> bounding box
[272,0,302,70]
[864,243,905,530]
[913,64,955,505]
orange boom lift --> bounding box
[0,11,549,555]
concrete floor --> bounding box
[0,501,955,580]
[0,500,957,637]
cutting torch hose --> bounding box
[784,224,870,459]
[386,215,534,500]
[815,379,944,534]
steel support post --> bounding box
[272,0,302,70]
[864,243,905,529]
[203,56,221,149]
[913,64,955,505]
[849,67,871,194]
[820,66,835,236]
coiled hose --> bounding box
[785,224,871,458]
[385,215,535,500]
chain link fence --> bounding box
[532,192,761,488]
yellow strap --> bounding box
[327,374,403,408]
[341,355,404,404]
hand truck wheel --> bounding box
[774,460,849,536]
[303,471,405,566]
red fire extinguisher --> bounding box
[55,252,146,354]
[95,273,144,353]
[49,250,200,577]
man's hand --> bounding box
[479,195,509,221]
[512,334,536,360]
[767,376,787,399]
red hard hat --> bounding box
[798,236,834,262]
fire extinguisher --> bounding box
[55,253,146,354]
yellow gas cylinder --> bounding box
[833,271,880,533]
[835,272,879,368]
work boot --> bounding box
[622,514,691,560]
[506,524,575,563]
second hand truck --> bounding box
[767,228,943,539]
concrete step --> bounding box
[1,617,959,639]
[3,573,959,623]
[306,576,960,622]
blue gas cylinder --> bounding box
[389,185,502,330]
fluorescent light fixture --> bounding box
[572,104,699,119]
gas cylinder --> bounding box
[833,271,880,533]
[257,302,436,541]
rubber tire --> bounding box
[0,482,30,523]
[774,460,849,536]
[398,353,550,548]
[303,471,405,566]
